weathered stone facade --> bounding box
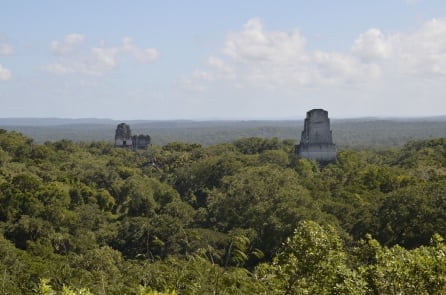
[115,123,133,148]
[132,134,151,150]
[115,123,151,150]
[296,109,337,163]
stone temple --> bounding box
[115,123,151,151]
[295,109,337,163]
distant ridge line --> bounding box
[1,115,446,127]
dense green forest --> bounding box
[1,129,446,294]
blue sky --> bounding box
[1,0,446,119]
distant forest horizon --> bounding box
[2,117,446,149]
[2,114,446,124]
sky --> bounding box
[1,0,446,120]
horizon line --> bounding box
[1,115,446,122]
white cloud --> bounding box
[122,37,159,63]
[43,63,74,75]
[223,18,307,63]
[186,17,446,92]
[312,51,380,84]
[181,58,236,92]
[186,18,375,90]
[180,69,216,92]
[0,43,14,55]
[352,18,446,76]
[0,64,12,80]
[193,70,214,81]
[207,56,235,79]
[352,29,391,61]
[0,40,14,80]
[45,34,159,76]
[44,46,118,76]
[397,18,446,76]
[50,33,85,55]
[91,45,119,70]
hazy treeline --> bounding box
[2,118,446,148]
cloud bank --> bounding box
[0,64,11,80]
[0,41,14,80]
[0,43,14,56]
[186,17,446,91]
[45,34,159,76]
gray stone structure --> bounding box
[132,134,151,150]
[115,123,151,151]
[295,109,337,163]
[115,123,133,148]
